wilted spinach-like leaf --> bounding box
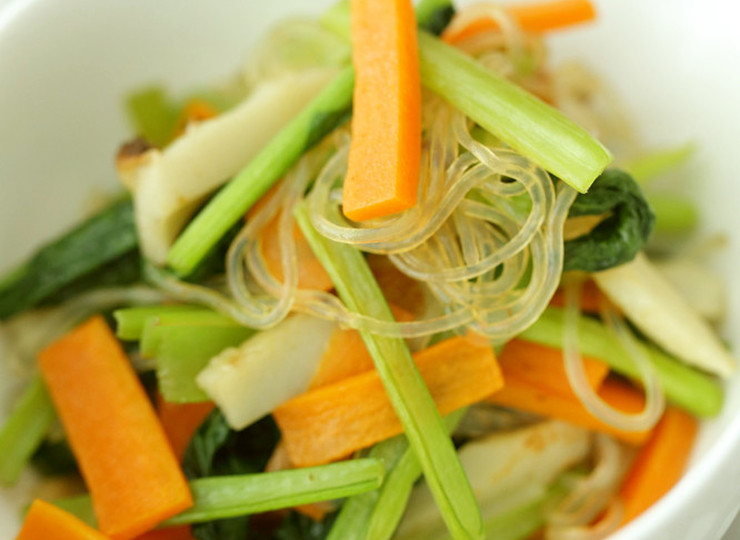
[563,169,655,272]
[272,510,338,540]
[31,438,79,477]
[182,410,280,540]
[0,197,140,320]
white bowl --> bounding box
[0,0,738,538]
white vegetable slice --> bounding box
[118,68,338,263]
[654,257,727,323]
[395,421,591,539]
[196,313,336,430]
[593,252,735,377]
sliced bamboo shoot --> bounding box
[594,252,735,377]
[117,68,337,263]
[196,313,336,429]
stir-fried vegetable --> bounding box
[39,317,193,539]
[120,70,338,265]
[274,336,502,467]
[618,407,698,524]
[295,202,485,539]
[16,499,109,540]
[443,0,596,42]
[594,252,735,377]
[0,377,56,486]
[341,0,422,222]
[563,169,655,272]
[197,313,336,429]
[0,198,139,320]
[394,421,591,539]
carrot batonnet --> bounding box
[341,0,421,221]
[16,499,110,540]
[274,336,503,467]
[497,339,610,394]
[488,373,652,445]
[38,316,193,540]
[443,0,596,44]
[618,406,698,524]
[156,395,215,462]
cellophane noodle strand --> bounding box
[0,286,167,379]
[562,278,665,432]
[143,0,634,343]
[545,434,627,538]
[153,75,575,343]
[545,498,625,540]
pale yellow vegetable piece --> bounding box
[594,252,735,377]
[118,68,337,264]
[395,420,591,539]
[196,313,336,430]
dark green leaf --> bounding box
[564,169,655,272]
[41,250,142,305]
[192,515,251,540]
[182,410,281,540]
[272,511,338,540]
[417,1,455,36]
[0,197,140,320]
[31,439,79,477]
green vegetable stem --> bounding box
[0,376,56,486]
[295,202,484,540]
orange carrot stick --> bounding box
[274,305,407,522]
[443,0,596,44]
[132,526,193,540]
[39,317,193,540]
[341,0,421,221]
[498,339,609,395]
[488,376,652,445]
[156,395,215,462]
[275,337,503,467]
[618,407,698,524]
[16,499,110,540]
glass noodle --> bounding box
[149,94,577,345]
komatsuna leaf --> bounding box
[182,410,280,540]
[563,169,655,272]
[0,197,140,320]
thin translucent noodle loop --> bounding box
[562,278,665,432]
[546,434,627,532]
[151,93,576,343]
